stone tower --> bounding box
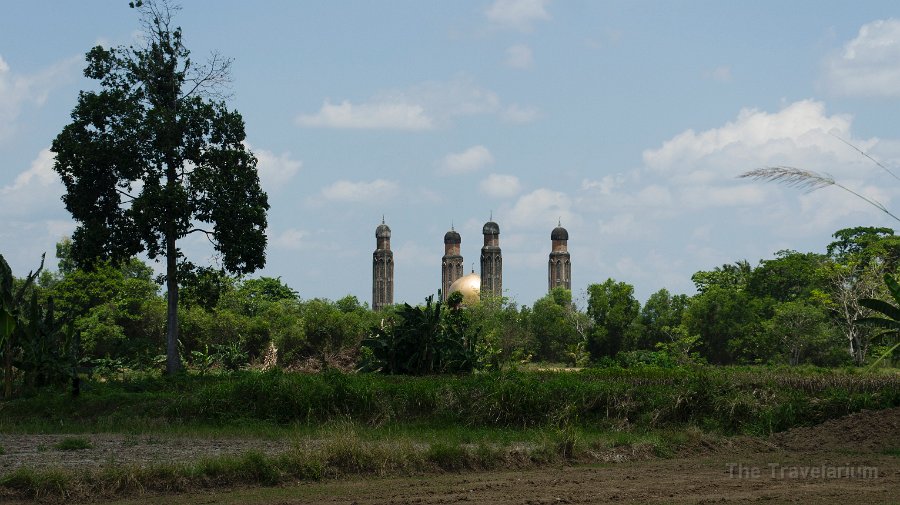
[480,219,502,298]
[372,218,394,310]
[548,221,571,291]
[441,226,464,301]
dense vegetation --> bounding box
[2,225,899,395]
[5,367,898,436]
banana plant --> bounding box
[0,253,44,398]
[856,273,900,370]
[17,291,73,389]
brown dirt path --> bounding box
[2,408,898,504]
[92,451,900,505]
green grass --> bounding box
[53,437,93,451]
[0,431,593,502]
[2,367,898,437]
[1,366,896,502]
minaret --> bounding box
[549,220,571,291]
[373,218,393,310]
[441,225,463,301]
[480,217,502,298]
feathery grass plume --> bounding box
[740,166,900,223]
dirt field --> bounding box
[2,408,898,505]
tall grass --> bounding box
[0,431,583,502]
[2,367,898,436]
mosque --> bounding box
[372,219,570,310]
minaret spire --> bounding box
[549,222,571,292]
[373,219,394,310]
[441,223,464,301]
[480,218,502,299]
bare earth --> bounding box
[2,408,898,505]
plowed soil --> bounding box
[3,408,899,505]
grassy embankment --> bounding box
[1,366,898,501]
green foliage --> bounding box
[857,273,900,368]
[531,288,579,362]
[53,437,92,451]
[0,254,73,397]
[764,300,834,366]
[177,263,235,310]
[361,295,481,374]
[16,293,75,389]
[747,250,828,309]
[5,368,896,437]
[634,288,689,350]
[465,295,535,365]
[53,259,163,360]
[586,279,640,359]
[654,326,704,366]
[51,0,268,374]
[691,260,752,293]
[828,226,900,269]
[683,284,760,364]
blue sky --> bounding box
[3,1,900,307]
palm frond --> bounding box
[884,273,900,305]
[859,297,900,322]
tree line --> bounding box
[1,225,898,391]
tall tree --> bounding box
[635,288,689,350]
[586,279,640,358]
[530,287,579,362]
[51,1,268,373]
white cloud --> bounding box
[479,174,522,198]
[501,104,539,123]
[440,145,494,174]
[405,77,500,118]
[642,100,857,175]
[706,65,732,82]
[679,184,767,209]
[598,213,640,237]
[486,0,550,31]
[581,174,625,194]
[320,179,399,203]
[296,76,516,130]
[0,54,78,140]
[561,98,900,301]
[296,99,433,130]
[0,149,73,274]
[825,18,900,97]
[618,98,895,232]
[505,44,534,69]
[0,148,64,217]
[393,241,434,268]
[508,188,576,229]
[271,228,309,250]
[253,146,302,189]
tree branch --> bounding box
[116,188,137,201]
[180,51,233,101]
[185,227,219,248]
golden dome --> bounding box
[448,272,480,305]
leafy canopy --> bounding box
[51,1,268,272]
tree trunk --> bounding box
[166,231,182,374]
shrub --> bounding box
[53,437,92,451]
